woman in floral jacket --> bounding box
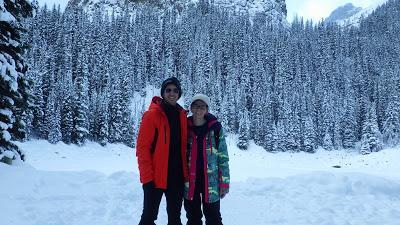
[184,94,230,225]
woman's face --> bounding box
[190,100,208,119]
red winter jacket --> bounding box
[136,96,188,189]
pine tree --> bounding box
[0,0,32,164]
[236,68,250,150]
[120,72,133,145]
[320,91,334,148]
[220,93,230,133]
[30,70,45,137]
[131,93,145,148]
[264,120,275,152]
[333,120,342,150]
[303,116,316,153]
[222,61,238,132]
[163,10,176,78]
[10,74,35,141]
[237,108,250,150]
[382,95,400,147]
[322,128,334,151]
[274,121,286,152]
[286,95,302,152]
[42,67,56,138]
[108,76,124,143]
[342,81,357,149]
[61,90,74,144]
[46,88,62,144]
[251,47,268,146]
[72,53,89,146]
[360,102,383,154]
[126,116,136,148]
[27,4,48,139]
[96,93,109,146]
[60,24,74,144]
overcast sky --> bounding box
[37,0,68,10]
[285,0,386,22]
[37,0,386,22]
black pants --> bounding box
[184,192,223,225]
[138,183,184,225]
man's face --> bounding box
[163,84,179,106]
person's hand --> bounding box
[220,187,229,199]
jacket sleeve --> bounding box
[217,127,230,190]
[136,111,157,184]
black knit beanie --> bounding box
[160,77,182,99]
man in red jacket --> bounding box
[136,77,188,225]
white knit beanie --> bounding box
[191,94,210,107]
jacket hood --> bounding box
[188,113,221,131]
[148,96,163,112]
[149,96,185,112]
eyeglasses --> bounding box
[191,103,208,110]
[165,88,179,94]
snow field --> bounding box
[1,139,399,225]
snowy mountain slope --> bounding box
[327,0,388,26]
[1,139,400,225]
[210,0,286,18]
[67,0,189,11]
[67,0,287,24]
[325,3,362,23]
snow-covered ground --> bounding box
[1,137,400,225]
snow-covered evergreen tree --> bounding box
[360,103,383,154]
[72,53,89,146]
[342,80,357,149]
[61,90,74,144]
[237,108,250,150]
[303,116,317,153]
[108,76,124,143]
[322,128,334,151]
[264,121,275,152]
[274,121,286,152]
[120,72,134,145]
[96,93,109,146]
[382,95,400,147]
[46,88,62,144]
[1,0,32,163]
